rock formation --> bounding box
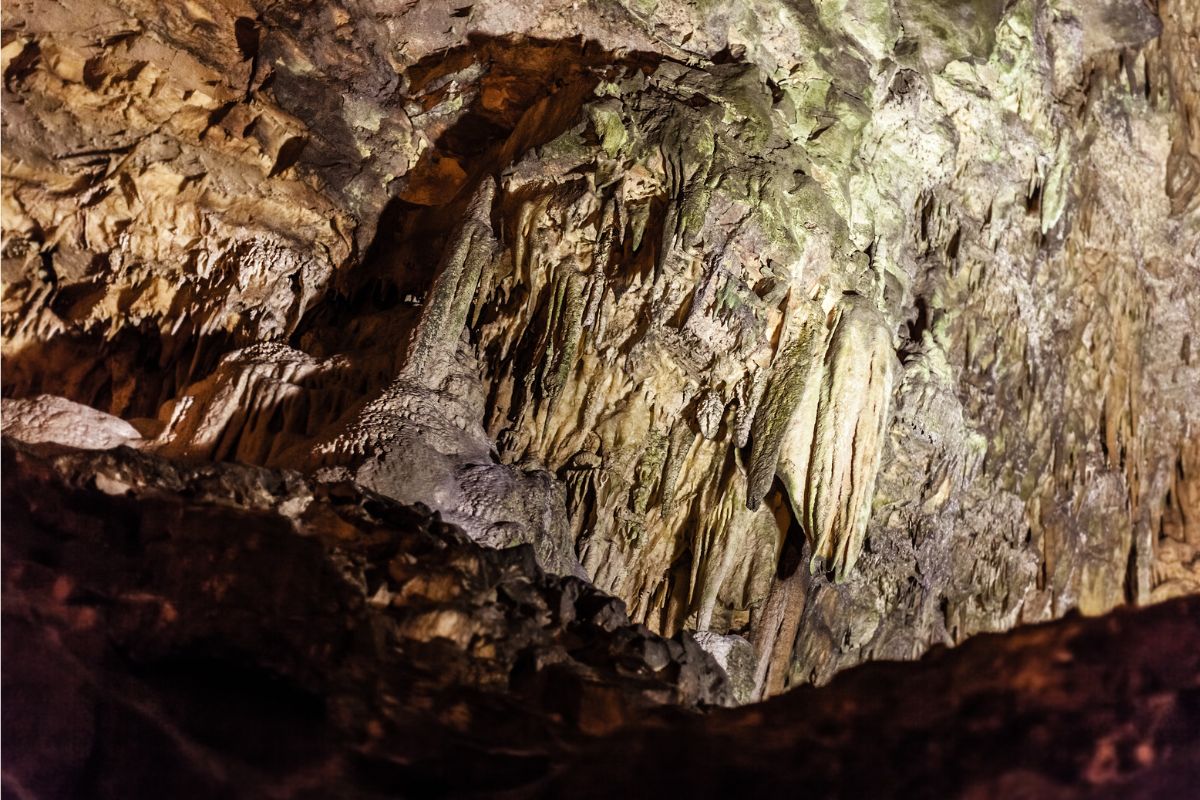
[4,438,1198,798]
[1,439,730,797]
[2,0,1199,789]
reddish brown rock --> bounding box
[4,439,1199,798]
[1,439,729,798]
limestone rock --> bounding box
[4,436,1195,797]
[2,0,1199,705]
[1,437,733,777]
[546,595,1200,799]
[691,631,757,705]
[2,394,143,449]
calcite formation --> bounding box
[2,0,1199,710]
[748,292,895,581]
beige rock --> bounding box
[2,394,142,450]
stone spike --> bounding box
[400,179,497,388]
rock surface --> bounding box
[4,438,1198,798]
[1,438,730,798]
[547,594,1200,800]
[1,394,144,449]
[2,0,1199,703]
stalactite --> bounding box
[399,179,498,388]
[3,0,1196,706]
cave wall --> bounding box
[3,0,1198,697]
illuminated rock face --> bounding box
[749,293,895,582]
[3,0,1199,700]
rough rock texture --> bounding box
[4,437,1198,798]
[1,394,144,449]
[3,0,1199,703]
[1,438,730,798]
[547,594,1200,800]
